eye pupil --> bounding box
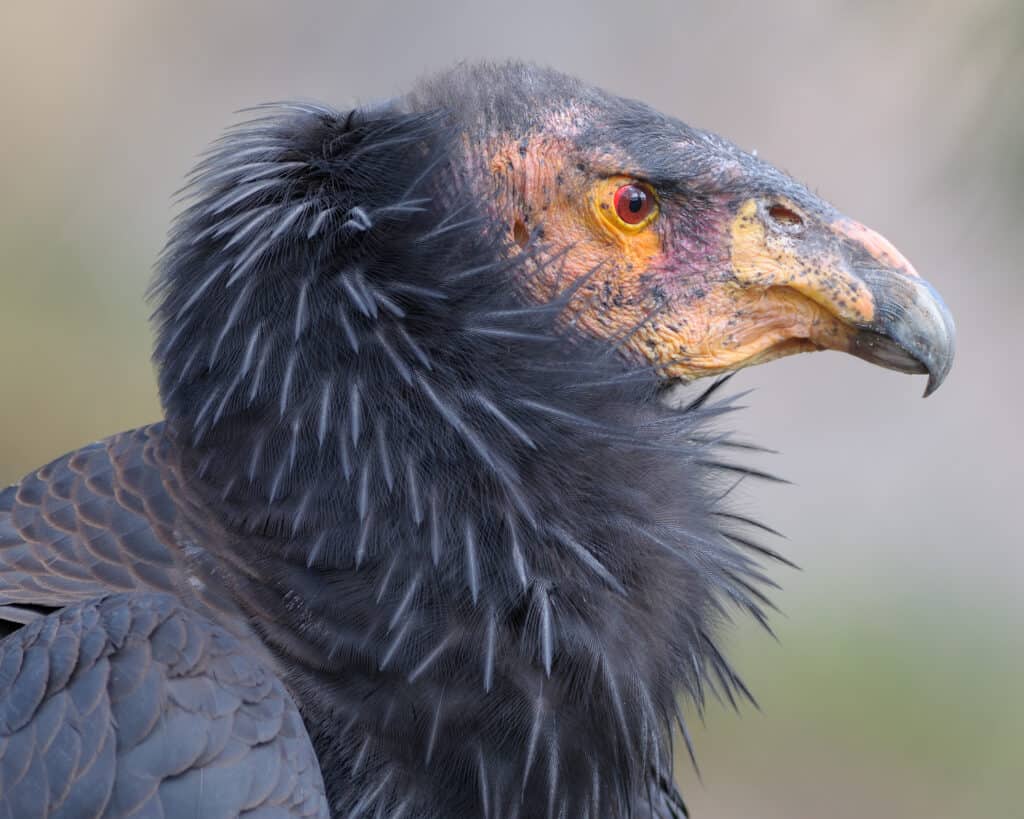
[614,183,654,225]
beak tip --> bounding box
[835,217,955,398]
[921,346,954,398]
[921,299,956,398]
[856,272,955,398]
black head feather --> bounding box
[151,63,782,818]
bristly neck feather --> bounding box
[151,100,776,818]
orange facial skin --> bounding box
[488,134,724,374]
[482,129,945,384]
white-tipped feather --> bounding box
[148,85,784,818]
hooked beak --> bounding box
[716,199,956,396]
[833,218,955,396]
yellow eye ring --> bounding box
[593,177,659,233]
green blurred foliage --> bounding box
[0,220,159,474]
[684,597,1024,817]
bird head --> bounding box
[149,64,960,816]
[415,63,955,394]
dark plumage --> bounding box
[0,62,954,818]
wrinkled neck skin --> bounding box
[152,103,771,818]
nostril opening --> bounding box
[767,203,804,229]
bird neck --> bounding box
[151,104,769,816]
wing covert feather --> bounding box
[0,426,180,621]
[0,592,328,819]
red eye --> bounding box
[613,183,655,225]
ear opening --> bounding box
[513,218,530,249]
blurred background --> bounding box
[0,1,1020,816]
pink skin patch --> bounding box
[834,218,921,279]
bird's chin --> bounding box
[654,339,810,410]
[725,337,826,371]
[653,337,825,403]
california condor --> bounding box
[0,62,954,818]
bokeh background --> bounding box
[1,1,1020,816]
